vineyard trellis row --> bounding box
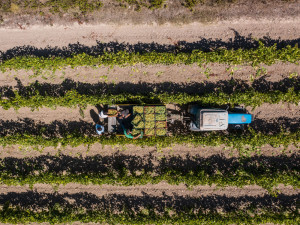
[0,206,298,224]
[0,43,299,72]
[0,165,298,191]
[0,88,299,110]
[1,129,299,151]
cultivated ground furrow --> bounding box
[1,19,300,51]
[0,183,299,198]
[1,63,299,86]
[0,103,298,125]
[0,143,298,159]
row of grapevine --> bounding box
[0,43,299,72]
[1,129,298,151]
[1,154,298,190]
[1,88,299,110]
[0,206,297,224]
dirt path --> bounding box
[0,19,299,52]
[1,62,299,87]
[1,142,298,159]
[0,103,299,124]
[0,183,298,197]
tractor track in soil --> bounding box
[0,19,300,52]
[0,143,298,159]
[0,183,299,198]
[0,103,298,126]
[0,63,300,87]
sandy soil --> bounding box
[0,19,300,51]
[0,183,298,197]
[1,142,298,159]
[1,0,300,28]
[0,103,298,124]
[1,63,299,87]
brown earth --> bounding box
[1,63,299,87]
[0,183,299,197]
[0,19,299,51]
[1,103,299,125]
[0,142,298,159]
[0,0,300,28]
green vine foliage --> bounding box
[0,88,299,111]
[0,43,299,72]
[0,0,103,14]
[0,155,299,191]
[0,206,298,224]
[0,129,299,152]
[116,0,165,9]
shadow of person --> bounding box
[95,104,103,114]
[90,109,100,124]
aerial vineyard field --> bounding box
[0,1,299,224]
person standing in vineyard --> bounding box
[99,109,131,119]
[95,124,105,135]
[99,109,118,118]
[121,123,143,139]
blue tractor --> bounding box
[187,105,253,131]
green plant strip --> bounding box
[0,129,299,151]
[0,207,297,224]
[0,43,299,72]
[1,88,299,110]
[0,159,298,190]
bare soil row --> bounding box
[1,0,300,28]
[1,63,299,87]
[0,183,298,198]
[1,19,300,50]
[1,142,298,159]
[0,103,298,126]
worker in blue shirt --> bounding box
[121,124,143,139]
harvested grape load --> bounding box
[145,128,155,136]
[156,121,166,128]
[132,114,143,125]
[145,121,155,128]
[135,121,145,128]
[108,108,117,115]
[156,128,167,136]
[156,113,166,121]
[155,106,166,114]
[145,107,155,114]
[145,114,155,121]
[133,106,144,114]
[131,129,142,135]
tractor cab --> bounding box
[188,106,252,131]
